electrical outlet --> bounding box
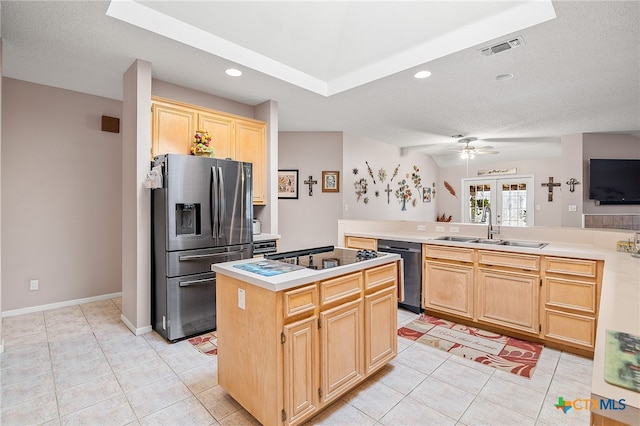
[436,226,445,232]
[30,279,39,291]
[417,225,426,231]
[238,288,246,310]
[568,205,577,212]
[449,226,460,233]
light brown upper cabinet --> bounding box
[151,102,196,156]
[151,97,267,205]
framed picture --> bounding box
[322,171,340,193]
[278,170,299,199]
[422,187,432,203]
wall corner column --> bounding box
[0,38,4,352]
[121,59,152,335]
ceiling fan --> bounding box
[452,137,499,159]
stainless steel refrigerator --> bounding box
[151,154,253,342]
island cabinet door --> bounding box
[364,286,397,375]
[283,316,319,426]
[319,298,364,405]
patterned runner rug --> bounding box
[188,331,217,356]
[398,314,542,378]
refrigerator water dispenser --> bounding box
[175,203,201,235]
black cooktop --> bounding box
[264,246,383,270]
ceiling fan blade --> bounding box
[450,145,495,152]
[477,150,499,155]
[478,137,560,143]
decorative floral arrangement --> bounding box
[395,178,412,205]
[411,165,422,188]
[354,178,368,201]
[390,164,400,181]
[365,161,376,184]
[191,129,215,157]
[378,168,387,183]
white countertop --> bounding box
[253,233,280,242]
[212,249,401,292]
[342,228,640,412]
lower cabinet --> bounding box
[320,299,363,404]
[543,308,596,349]
[344,235,377,250]
[541,256,601,351]
[476,268,540,335]
[364,286,398,375]
[283,316,319,425]
[424,260,474,319]
[422,244,603,356]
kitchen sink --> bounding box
[471,239,503,245]
[433,236,548,249]
[434,236,478,242]
[499,240,549,249]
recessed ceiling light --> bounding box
[414,70,432,79]
[225,68,242,77]
[495,73,514,81]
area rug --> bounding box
[188,331,217,356]
[398,314,542,378]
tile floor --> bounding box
[0,298,594,425]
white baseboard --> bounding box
[120,314,152,336]
[1,292,123,318]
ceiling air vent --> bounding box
[480,36,525,56]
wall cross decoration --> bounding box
[384,184,392,204]
[566,177,580,192]
[304,175,317,196]
[541,177,561,201]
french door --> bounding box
[461,176,534,227]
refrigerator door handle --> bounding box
[179,277,216,287]
[218,167,225,239]
[179,250,247,261]
[211,165,219,240]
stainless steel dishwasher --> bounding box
[377,239,422,313]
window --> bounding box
[461,175,534,227]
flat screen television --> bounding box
[588,159,640,204]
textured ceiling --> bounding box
[1,1,639,167]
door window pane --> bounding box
[501,183,528,226]
[468,183,491,223]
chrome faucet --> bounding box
[481,206,500,239]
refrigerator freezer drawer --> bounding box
[166,272,217,342]
[166,245,251,277]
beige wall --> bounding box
[438,156,564,226]
[1,78,123,311]
[343,133,439,222]
[278,131,343,251]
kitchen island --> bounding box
[212,247,402,426]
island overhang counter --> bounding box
[212,249,402,426]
